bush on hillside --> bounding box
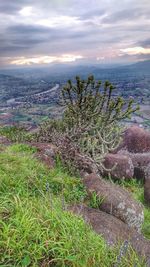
[60,75,139,170]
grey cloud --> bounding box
[0,0,33,14]
[79,9,106,20]
[102,7,149,23]
[0,23,94,56]
[138,39,150,48]
[8,24,52,34]
[0,0,150,65]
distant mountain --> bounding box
[0,60,149,82]
[128,60,150,69]
[119,60,150,73]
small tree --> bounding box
[61,75,139,170]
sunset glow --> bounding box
[120,47,150,56]
[10,55,83,65]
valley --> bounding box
[0,60,150,127]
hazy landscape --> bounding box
[0,60,150,127]
[0,0,150,266]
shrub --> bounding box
[61,75,139,170]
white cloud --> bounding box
[37,16,81,28]
[19,6,33,17]
[10,54,83,65]
[120,46,150,55]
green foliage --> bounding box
[62,75,139,127]
[61,76,139,170]
[0,144,145,266]
[143,208,150,239]
[0,125,29,142]
[89,192,105,209]
[31,119,66,142]
[8,143,37,154]
[0,144,86,203]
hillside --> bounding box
[0,143,108,266]
[0,139,150,266]
[1,73,150,266]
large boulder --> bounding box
[118,150,150,181]
[116,126,150,153]
[83,173,144,231]
[103,153,134,180]
[69,205,150,266]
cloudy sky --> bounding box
[0,0,150,67]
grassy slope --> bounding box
[0,144,148,267]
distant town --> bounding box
[0,61,150,128]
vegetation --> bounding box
[0,75,149,266]
[61,76,138,167]
[0,125,29,142]
[0,144,145,266]
[28,75,139,172]
[0,75,139,173]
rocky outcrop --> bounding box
[117,150,150,181]
[107,126,150,181]
[83,173,144,231]
[103,153,134,180]
[116,126,150,153]
[29,142,58,168]
[69,205,150,266]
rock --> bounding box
[83,173,144,231]
[117,126,150,153]
[29,142,58,168]
[118,150,150,181]
[69,205,150,265]
[103,153,134,180]
[144,164,150,206]
[30,142,58,157]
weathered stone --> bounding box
[29,142,58,168]
[116,126,150,153]
[103,153,134,180]
[118,150,150,181]
[69,205,150,266]
[83,173,144,231]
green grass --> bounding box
[0,126,29,142]
[0,144,146,266]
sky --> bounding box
[0,0,150,67]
